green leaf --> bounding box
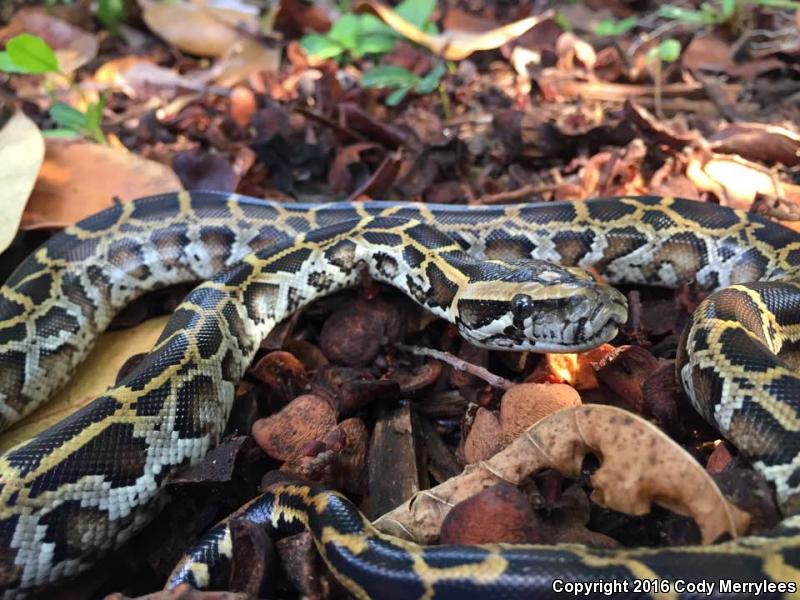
[5,33,59,74]
[415,61,445,94]
[49,103,87,131]
[386,86,412,106]
[657,38,682,62]
[395,0,436,29]
[300,33,345,59]
[0,52,28,74]
[357,33,397,56]
[85,97,104,131]
[657,5,715,24]
[359,13,395,37]
[553,11,572,32]
[97,0,127,35]
[756,0,800,8]
[361,65,419,89]
[43,128,82,139]
[594,16,637,37]
[328,14,362,49]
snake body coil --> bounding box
[0,192,799,598]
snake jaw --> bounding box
[526,288,627,352]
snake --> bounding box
[0,191,799,599]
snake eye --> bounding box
[511,294,534,320]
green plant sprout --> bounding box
[361,61,446,106]
[0,33,107,143]
[301,0,437,61]
[647,38,682,117]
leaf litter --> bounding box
[1,0,800,595]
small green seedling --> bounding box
[97,0,127,35]
[594,16,638,37]
[0,34,107,142]
[647,38,682,117]
[0,33,59,74]
[301,0,437,61]
[659,0,800,28]
[361,62,445,106]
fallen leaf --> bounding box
[709,123,800,167]
[0,315,170,453]
[681,33,736,73]
[22,138,182,230]
[212,38,281,86]
[376,405,751,546]
[0,110,44,254]
[173,150,237,192]
[138,0,260,58]
[356,1,554,61]
[0,8,98,73]
[686,149,800,211]
[555,32,596,73]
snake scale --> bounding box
[0,191,799,598]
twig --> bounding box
[395,343,514,390]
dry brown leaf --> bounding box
[686,150,800,211]
[0,110,44,254]
[375,405,750,545]
[21,139,182,230]
[0,316,170,453]
[356,1,553,61]
[0,8,98,73]
[709,123,800,167]
[138,0,259,58]
[212,38,281,86]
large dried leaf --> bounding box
[0,316,170,452]
[375,405,750,545]
[21,139,182,230]
[356,1,553,61]
[139,0,259,58]
[0,110,44,254]
[686,149,800,211]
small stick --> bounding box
[396,343,515,390]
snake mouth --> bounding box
[531,319,621,353]
[529,293,627,353]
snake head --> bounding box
[454,260,628,352]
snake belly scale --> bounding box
[0,192,798,598]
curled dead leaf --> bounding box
[355,2,554,61]
[22,139,182,230]
[0,110,44,254]
[375,405,750,546]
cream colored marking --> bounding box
[413,551,508,600]
[579,553,677,600]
